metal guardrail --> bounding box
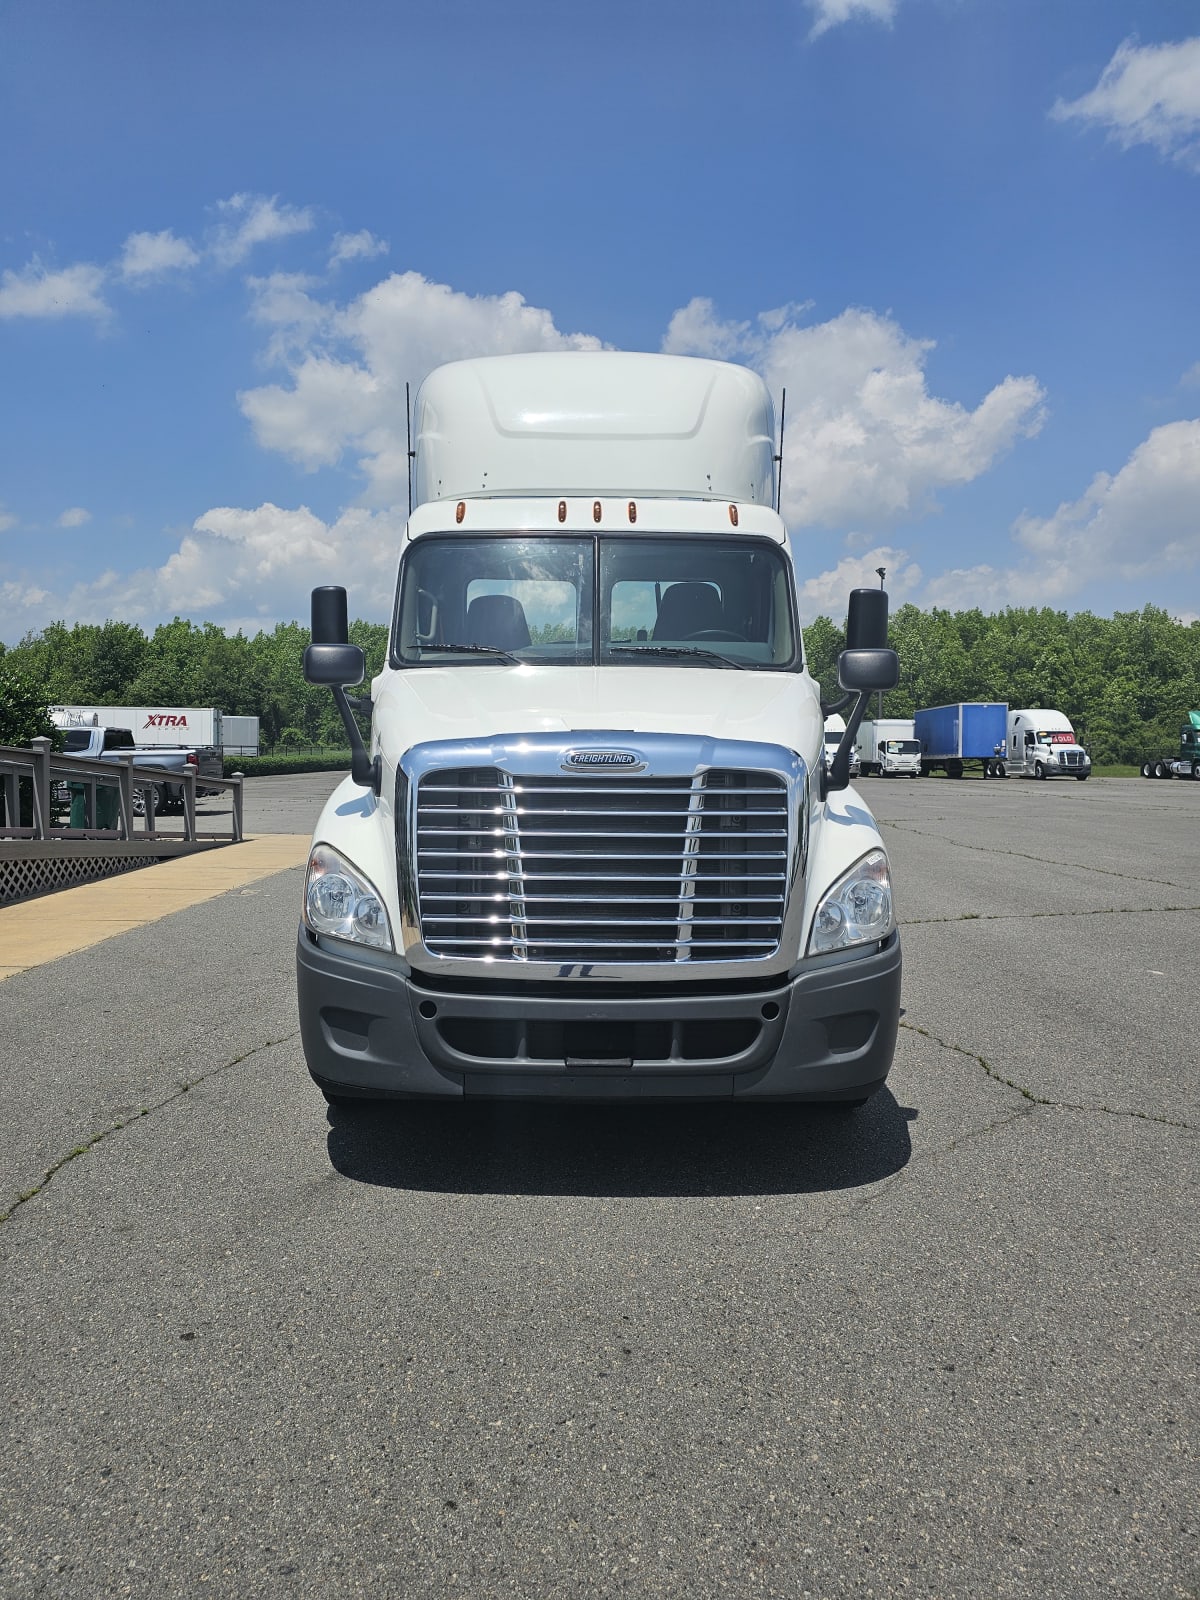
[1,738,244,843]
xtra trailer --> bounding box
[914,702,1008,778]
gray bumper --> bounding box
[296,927,901,1103]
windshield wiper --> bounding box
[608,644,746,670]
[409,641,521,665]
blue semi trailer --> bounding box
[914,702,1008,778]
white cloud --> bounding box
[0,508,16,534]
[119,229,200,282]
[796,546,922,620]
[0,501,407,640]
[238,270,604,498]
[1051,36,1200,170]
[806,0,897,41]
[666,297,1045,531]
[0,259,108,321]
[209,193,315,268]
[329,230,389,268]
[923,418,1200,609]
[1,578,49,615]
[57,507,91,528]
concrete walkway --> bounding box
[0,833,311,979]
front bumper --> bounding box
[296,928,901,1102]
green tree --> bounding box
[0,659,56,745]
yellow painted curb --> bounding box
[0,834,312,978]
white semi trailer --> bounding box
[296,352,902,1110]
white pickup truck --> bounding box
[296,352,902,1111]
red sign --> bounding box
[1045,730,1076,745]
[143,714,189,729]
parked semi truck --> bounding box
[822,713,860,779]
[858,718,921,777]
[1006,708,1091,780]
[297,352,902,1109]
[1140,711,1200,779]
[914,702,1007,778]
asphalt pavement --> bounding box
[1,772,1196,1598]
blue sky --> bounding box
[2,0,1198,644]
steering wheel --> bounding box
[682,628,748,642]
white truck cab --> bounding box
[297,353,901,1108]
[1006,709,1091,780]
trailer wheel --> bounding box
[996,762,1006,778]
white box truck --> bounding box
[1005,709,1091,780]
[858,718,921,777]
[296,352,901,1109]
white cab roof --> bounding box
[412,353,776,506]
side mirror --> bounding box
[304,585,365,686]
[303,585,380,794]
[845,587,888,650]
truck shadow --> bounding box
[324,1091,915,1197]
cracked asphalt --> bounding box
[1,773,1196,1598]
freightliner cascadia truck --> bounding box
[297,353,901,1109]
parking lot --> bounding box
[1,773,1196,1598]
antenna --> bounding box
[774,387,786,512]
[406,381,414,516]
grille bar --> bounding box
[414,765,790,964]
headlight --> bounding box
[808,849,893,956]
[304,843,392,950]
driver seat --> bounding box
[652,582,724,640]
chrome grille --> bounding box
[414,766,790,963]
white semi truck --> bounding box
[296,353,901,1109]
[1005,709,1091,780]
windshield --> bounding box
[63,730,93,751]
[392,534,797,670]
[1041,730,1076,744]
[885,740,920,754]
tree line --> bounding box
[3,604,1198,764]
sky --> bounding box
[1,0,1199,645]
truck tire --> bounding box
[1034,761,1045,779]
[996,762,1007,778]
[1155,760,1170,779]
[132,786,157,818]
[1141,761,1154,778]
[1076,773,1088,781]
[1192,762,1200,780]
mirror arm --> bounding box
[820,689,855,719]
[823,688,873,796]
[332,685,381,794]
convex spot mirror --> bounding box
[837,647,899,693]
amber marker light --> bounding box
[728,504,739,526]
[558,500,567,523]
[593,500,602,523]
[628,501,637,523]
[456,501,466,524]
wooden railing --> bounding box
[0,738,244,844]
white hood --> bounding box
[372,664,821,763]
